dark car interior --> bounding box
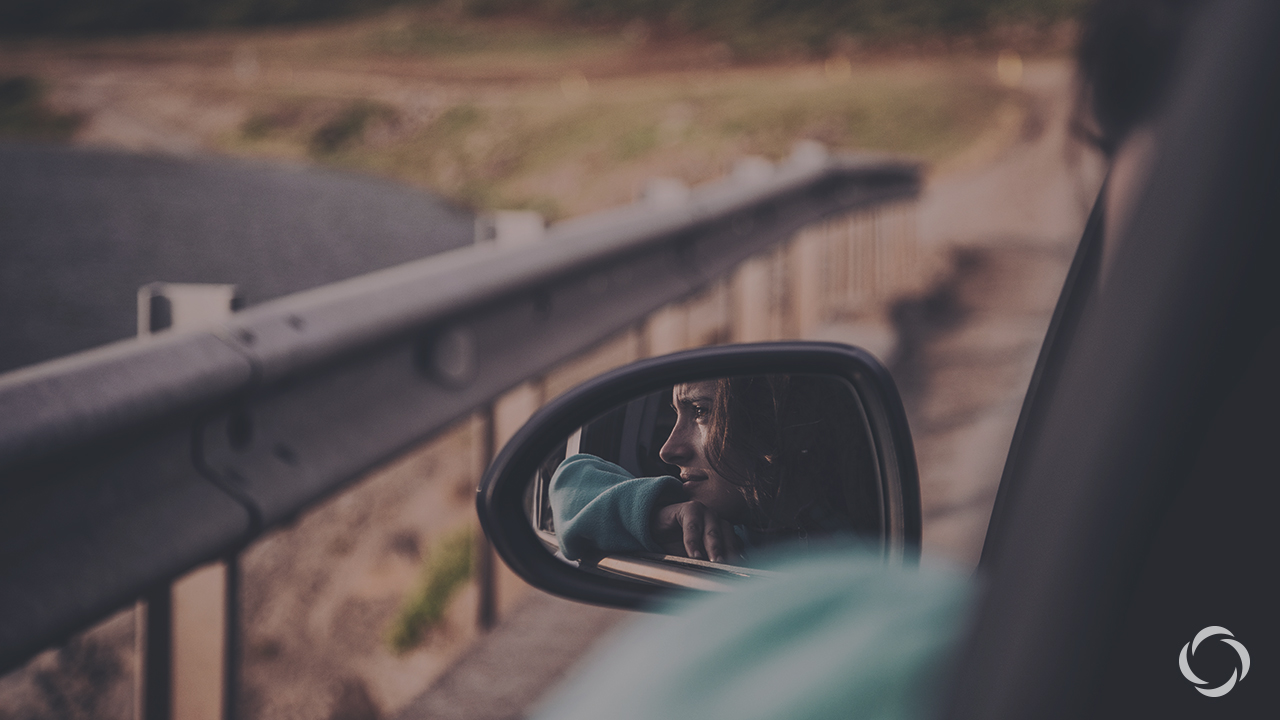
[944,3,1279,718]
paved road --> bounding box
[0,142,474,374]
[901,60,1104,566]
[393,590,627,720]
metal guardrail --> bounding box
[0,146,919,678]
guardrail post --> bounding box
[643,304,689,357]
[135,589,172,720]
[135,282,241,720]
[222,554,240,720]
[479,381,544,629]
[172,563,230,720]
[788,227,825,339]
[472,409,497,631]
[731,257,772,343]
[473,210,547,630]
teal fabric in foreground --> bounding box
[531,544,973,720]
[550,454,683,560]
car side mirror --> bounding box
[476,342,920,609]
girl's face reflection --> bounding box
[658,381,751,525]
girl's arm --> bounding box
[549,454,683,560]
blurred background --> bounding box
[0,1,1103,718]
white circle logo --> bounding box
[1179,626,1250,697]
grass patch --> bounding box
[435,104,485,135]
[159,12,1030,216]
[241,103,305,140]
[709,72,1013,160]
[365,19,613,58]
[0,76,82,141]
[387,525,474,654]
[615,123,658,161]
[310,99,399,155]
[298,61,1016,217]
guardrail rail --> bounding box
[0,145,920,717]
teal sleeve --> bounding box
[530,542,973,720]
[550,454,683,560]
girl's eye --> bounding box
[691,404,708,420]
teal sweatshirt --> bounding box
[532,542,973,720]
[549,453,683,561]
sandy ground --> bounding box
[1,26,1101,720]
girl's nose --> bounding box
[659,423,692,465]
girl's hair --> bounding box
[1074,0,1206,156]
[702,375,880,538]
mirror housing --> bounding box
[477,342,920,609]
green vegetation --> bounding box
[276,61,1017,218]
[0,76,82,140]
[387,525,474,653]
[242,106,301,140]
[310,100,399,155]
[9,4,1032,216]
[365,18,611,57]
[616,123,658,161]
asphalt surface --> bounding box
[0,142,474,374]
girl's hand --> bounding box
[651,501,742,563]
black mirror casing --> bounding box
[476,341,921,609]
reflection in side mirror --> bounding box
[479,343,919,609]
[532,374,883,564]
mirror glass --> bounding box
[523,374,883,589]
